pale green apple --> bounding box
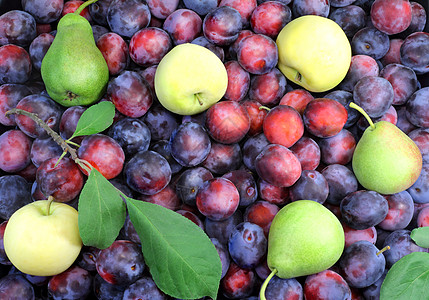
[4,200,82,276]
[154,43,228,115]
[276,15,351,93]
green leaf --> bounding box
[380,252,429,300]
[78,168,126,249]
[411,227,429,248]
[70,101,115,139]
[126,198,221,300]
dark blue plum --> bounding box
[406,87,429,128]
[0,45,32,85]
[95,240,145,286]
[183,0,218,16]
[338,240,386,288]
[142,104,180,141]
[340,190,389,230]
[321,164,358,206]
[21,0,63,23]
[205,209,243,245]
[93,273,125,300]
[325,90,360,128]
[170,122,211,167]
[222,169,258,207]
[382,229,428,268]
[0,10,36,47]
[0,175,32,220]
[107,0,151,38]
[202,141,242,175]
[122,276,167,300]
[329,5,367,39]
[407,163,429,204]
[289,170,329,204]
[30,137,63,168]
[125,150,172,195]
[48,266,92,300]
[151,140,183,174]
[264,276,303,299]
[353,76,394,118]
[175,166,214,206]
[89,0,113,26]
[351,27,390,59]
[0,274,34,299]
[400,32,429,74]
[108,117,151,157]
[228,222,267,269]
[378,191,414,231]
[28,33,54,71]
[242,133,270,172]
[211,238,230,279]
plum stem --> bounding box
[349,102,376,130]
[46,196,54,216]
[74,0,98,15]
[377,245,391,256]
[259,268,278,300]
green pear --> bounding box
[350,103,423,195]
[41,0,109,107]
[263,200,344,287]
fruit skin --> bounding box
[352,121,422,195]
[3,200,82,276]
[276,15,351,93]
[41,11,109,107]
[267,200,344,279]
[154,43,228,115]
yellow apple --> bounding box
[3,200,82,276]
[154,43,228,115]
[276,15,352,93]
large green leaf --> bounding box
[70,101,115,139]
[411,227,429,248]
[78,168,126,249]
[380,252,429,300]
[126,198,221,300]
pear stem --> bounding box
[349,102,376,130]
[259,106,271,112]
[259,268,278,300]
[74,0,98,16]
[377,245,391,256]
[46,196,54,216]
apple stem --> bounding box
[195,93,204,106]
[349,102,376,130]
[259,268,278,300]
[377,245,391,256]
[295,71,302,82]
[74,0,98,15]
[259,106,271,112]
[46,196,54,216]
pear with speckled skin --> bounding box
[351,103,422,195]
[41,0,109,107]
[266,200,344,279]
